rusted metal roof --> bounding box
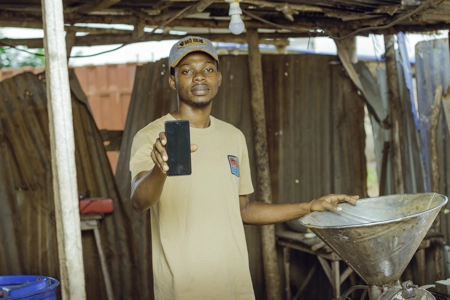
[0,0,449,50]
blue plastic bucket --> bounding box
[0,276,59,300]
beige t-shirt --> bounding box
[130,113,255,300]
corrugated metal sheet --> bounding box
[0,67,45,81]
[416,38,450,192]
[355,39,426,196]
[0,70,141,299]
[415,38,450,275]
[115,54,367,299]
[0,64,139,174]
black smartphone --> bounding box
[164,120,192,176]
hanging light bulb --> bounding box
[227,0,245,35]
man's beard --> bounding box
[180,97,212,109]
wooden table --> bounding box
[80,214,114,300]
[276,230,354,300]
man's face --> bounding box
[169,52,222,109]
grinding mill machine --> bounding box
[299,193,448,300]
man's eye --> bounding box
[182,70,192,75]
[205,68,213,73]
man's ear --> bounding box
[168,75,177,90]
[217,71,222,87]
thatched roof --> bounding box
[0,0,449,48]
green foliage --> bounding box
[0,47,45,69]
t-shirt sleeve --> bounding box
[129,130,156,182]
[238,133,254,196]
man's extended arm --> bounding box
[131,168,167,212]
[131,131,170,212]
[239,194,359,225]
[130,131,198,212]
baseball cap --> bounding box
[168,36,219,70]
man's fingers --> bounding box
[325,194,359,205]
[191,144,198,153]
[159,132,167,146]
[152,133,169,173]
[322,199,343,212]
[320,194,359,212]
[151,149,168,173]
[342,195,359,205]
[154,138,168,161]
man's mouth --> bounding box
[191,84,210,96]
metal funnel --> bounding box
[299,193,447,287]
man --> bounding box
[130,36,359,300]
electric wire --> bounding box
[243,0,437,40]
[0,5,194,59]
[329,0,437,40]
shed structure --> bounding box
[0,1,450,300]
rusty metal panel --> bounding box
[0,70,143,299]
[415,38,450,258]
[354,40,426,197]
[0,67,45,81]
[416,38,450,189]
[0,64,137,173]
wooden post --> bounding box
[41,0,86,299]
[65,29,76,61]
[431,85,443,194]
[348,36,358,64]
[246,28,281,300]
[379,142,390,196]
[383,34,405,194]
[442,92,450,132]
[133,19,146,40]
[431,85,443,280]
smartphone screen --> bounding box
[164,120,192,176]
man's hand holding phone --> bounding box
[150,120,197,176]
[150,131,170,174]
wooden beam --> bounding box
[242,0,322,13]
[41,0,86,299]
[0,20,135,35]
[132,19,146,40]
[383,34,405,194]
[1,4,450,41]
[1,7,450,35]
[65,29,77,60]
[334,36,384,126]
[0,32,323,49]
[65,0,121,14]
[246,28,281,300]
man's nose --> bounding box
[193,71,206,81]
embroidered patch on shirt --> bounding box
[228,155,240,177]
